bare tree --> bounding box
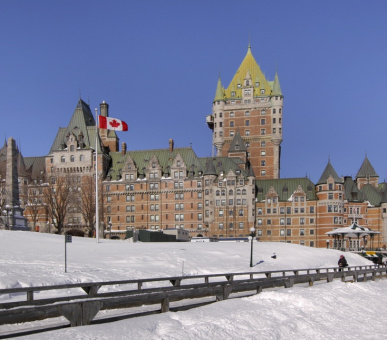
[80,174,96,237]
[42,174,74,234]
[24,185,47,232]
[79,174,105,237]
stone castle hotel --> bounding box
[1,45,387,249]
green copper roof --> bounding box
[361,184,382,206]
[48,99,103,154]
[343,177,363,202]
[317,160,342,185]
[356,156,378,178]
[107,147,204,180]
[24,156,46,179]
[272,71,283,96]
[228,130,247,153]
[199,156,248,178]
[213,76,225,102]
[256,177,317,201]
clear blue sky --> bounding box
[1,0,387,183]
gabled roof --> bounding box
[203,158,217,176]
[107,147,204,180]
[343,177,363,202]
[356,156,378,178]
[317,160,342,185]
[228,130,247,153]
[256,177,317,201]
[48,98,103,154]
[200,156,248,178]
[24,156,46,180]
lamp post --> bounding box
[250,226,256,267]
[2,205,12,230]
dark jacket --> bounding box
[338,256,348,267]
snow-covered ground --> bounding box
[0,230,386,339]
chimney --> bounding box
[100,100,109,117]
[169,139,174,152]
[121,142,127,156]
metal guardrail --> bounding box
[0,265,386,327]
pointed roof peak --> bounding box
[204,158,217,176]
[317,159,341,184]
[272,71,282,96]
[213,76,224,102]
[357,156,378,178]
[228,130,247,153]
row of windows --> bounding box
[258,206,315,214]
[215,189,247,196]
[60,155,86,163]
[215,199,247,206]
[228,117,282,128]
[257,217,314,225]
[257,228,315,237]
[215,209,245,217]
[107,203,203,213]
[227,107,282,118]
[218,222,245,229]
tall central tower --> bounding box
[206,45,283,179]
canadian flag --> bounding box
[98,115,128,131]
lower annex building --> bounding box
[1,45,386,249]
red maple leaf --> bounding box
[109,119,121,128]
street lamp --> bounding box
[250,226,256,267]
[2,205,12,230]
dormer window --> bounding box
[260,89,265,94]
[237,84,241,88]
[246,80,249,86]
[70,145,74,152]
[255,82,259,87]
[177,160,181,167]
[231,91,235,97]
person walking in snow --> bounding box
[338,255,348,271]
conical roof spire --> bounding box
[272,71,283,96]
[213,76,225,102]
[317,159,341,184]
[356,156,378,178]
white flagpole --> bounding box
[95,108,99,243]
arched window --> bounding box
[70,155,75,162]
[216,190,220,196]
[80,155,84,161]
[242,189,247,195]
[237,189,241,195]
[229,189,234,196]
[61,156,65,163]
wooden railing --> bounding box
[0,265,386,327]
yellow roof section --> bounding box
[224,46,272,98]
